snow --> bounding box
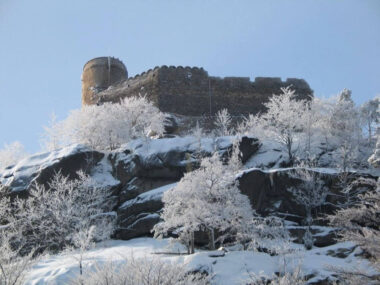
[126,213,160,229]
[244,139,286,169]
[90,155,120,188]
[24,238,375,285]
[119,183,177,209]
[237,166,350,179]
[0,144,91,192]
[122,136,235,165]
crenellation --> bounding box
[82,58,313,116]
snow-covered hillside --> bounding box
[24,237,374,285]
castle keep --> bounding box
[81,57,313,116]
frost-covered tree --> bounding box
[42,96,165,151]
[7,171,115,254]
[260,87,308,163]
[0,187,36,285]
[310,97,335,150]
[191,121,206,157]
[328,179,380,284]
[329,89,361,147]
[360,97,379,145]
[237,216,290,254]
[214,108,233,136]
[287,167,328,249]
[239,87,308,163]
[301,97,336,157]
[40,112,62,151]
[312,90,375,169]
[368,135,380,168]
[288,168,328,224]
[0,142,28,170]
[153,153,254,252]
[0,232,35,285]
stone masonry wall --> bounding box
[90,65,313,116]
[82,57,128,105]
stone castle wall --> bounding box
[84,63,313,116]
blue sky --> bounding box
[0,0,379,152]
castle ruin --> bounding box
[81,57,313,116]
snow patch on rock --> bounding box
[120,183,177,209]
[0,144,91,192]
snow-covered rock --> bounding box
[0,136,261,242]
[110,135,260,205]
[238,167,376,222]
[0,144,104,193]
[116,183,177,240]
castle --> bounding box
[81,57,313,116]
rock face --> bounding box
[0,136,261,240]
[0,144,104,194]
[237,168,339,220]
[1,136,376,244]
[238,168,377,223]
[109,136,259,205]
[115,183,176,240]
[110,136,260,239]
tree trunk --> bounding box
[190,231,195,254]
[209,228,215,250]
[306,207,312,226]
[369,122,372,145]
[286,136,293,164]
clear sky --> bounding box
[0,0,379,152]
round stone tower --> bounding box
[81,57,128,105]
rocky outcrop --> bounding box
[238,168,377,223]
[114,166,377,241]
[2,136,376,245]
[111,136,260,239]
[115,183,176,240]
[0,136,261,240]
[0,144,104,194]
[109,136,260,206]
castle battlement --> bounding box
[82,58,313,116]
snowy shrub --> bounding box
[6,171,115,254]
[42,96,165,151]
[0,142,28,170]
[328,179,380,284]
[302,227,314,250]
[153,152,254,253]
[214,108,233,136]
[329,89,362,146]
[368,135,380,168]
[239,216,291,255]
[236,88,376,168]
[246,265,306,285]
[238,87,308,163]
[0,232,36,285]
[190,121,207,158]
[360,97,379,145]
[40,112,61,151]
[71,256,210,285]
[287,167,328,228]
